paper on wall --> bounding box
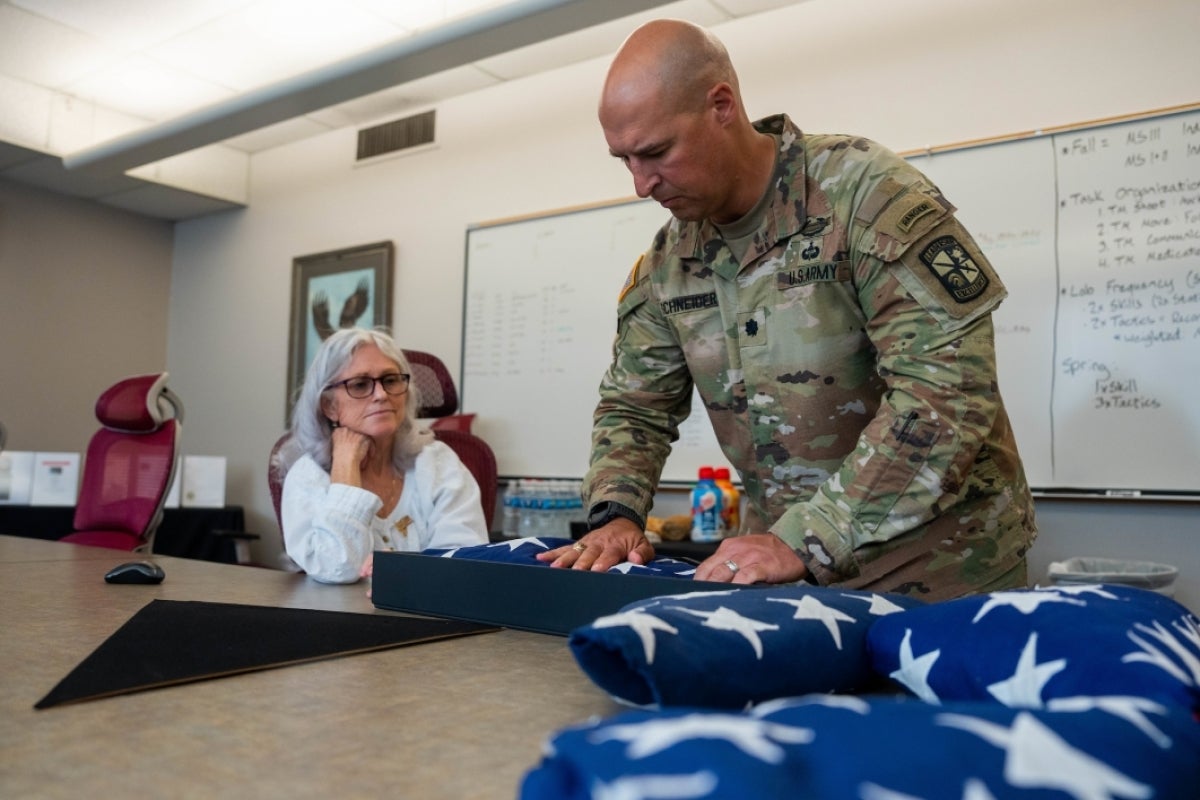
[182,455,226,508]
[0,451,36,504]
[30,452,81,506]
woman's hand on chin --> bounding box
[329,426,373,484]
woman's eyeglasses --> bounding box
[326,373,410,399]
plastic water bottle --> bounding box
[566,480,586,531]
[538,479,560,537]
[550,480,573,537]
[501,480,521,539]
[530,479,555,537]
[691,466,726,542]
[508,479,586,538]
[714,467,740,535]
[518,479,538,537]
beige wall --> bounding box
[0,178,173,452]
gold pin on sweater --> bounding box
[394,515,413,537]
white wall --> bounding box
[168,0,1200,591]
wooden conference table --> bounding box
[0,535,618,799]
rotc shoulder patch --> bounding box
[917,235,989,303]
[894,221,1005,327]
[618,254,643,303]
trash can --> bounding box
[1045,556,1178,597]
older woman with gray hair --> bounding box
[279,327,487,583]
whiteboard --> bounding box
[460,200,726,483]
[462,107,1200,492]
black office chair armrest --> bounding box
[211,528,261,566]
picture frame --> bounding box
[286,241,394,422]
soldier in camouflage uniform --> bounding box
[538,19,1036,601]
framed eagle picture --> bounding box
[286,241,394,422]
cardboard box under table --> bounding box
[372,550,743,636]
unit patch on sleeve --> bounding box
[618,254,643,303]
[917,235,989,303]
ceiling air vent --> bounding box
[356,110,436,160]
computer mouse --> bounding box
[104,560,166,585]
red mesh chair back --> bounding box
[61,373,184,553]
[433,428,498,532]
[268,431,290,532]
[403,349,458,418]
[429,413,476,433]
[402,350,498,532]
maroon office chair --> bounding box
[403,349,458,418]
[403,350,498,533]
[61,373,184,553]
[268,431,289,533]
[429,427,497,531]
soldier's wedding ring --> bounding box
[572,542,586,552]
[724,559,739,574]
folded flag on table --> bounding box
[520,694,1200,800]
[568,585,924,709]
[423,536,697,580]
[867,584,1200,711]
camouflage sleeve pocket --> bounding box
[854,412,943,536]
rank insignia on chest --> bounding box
[918,235,989,303]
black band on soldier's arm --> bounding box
[586,501,645,532]
[794,548,821,585]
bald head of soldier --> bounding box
[599,20,775,224]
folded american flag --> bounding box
[422,536,697,579]
[568,585,924,709]
[868,584,1200,712]
[521,693,1200,799]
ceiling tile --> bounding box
[146,0,408,92]
[709,0,814,15]
[9,0,252,50]
[0,4,117,88]
[350,0,508,33]
[0,74,55,150]
[0,0,813,217]
[65,54,235,120]
[474,0,730,81]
